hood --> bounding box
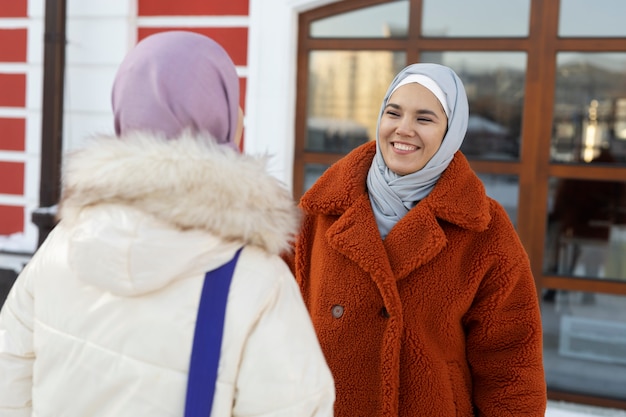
[58,131,300,296]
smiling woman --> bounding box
[285,62,546,417]
[290,0,626,410]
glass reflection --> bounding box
[559,0,626,37]
[545,177,626,280]
[477,173,518,227]
[541,290,626,401]
[307,50,406,153]
[421,51,526,161]
[304,163,330,192]
[552,53,626,164]
[422,0,529,37]
[310,1,409,39]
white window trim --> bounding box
[246,0,338,191]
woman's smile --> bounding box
[392,142,419,152]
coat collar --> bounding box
[301,141,491,279]
[301,141,490,232]
[58,131,300,255]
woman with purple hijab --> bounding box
[0,31,334,417]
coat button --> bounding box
[380,307,390,318]
[331,305,344,318]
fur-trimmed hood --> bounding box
[56,132,300,296]
[60,131,299,253]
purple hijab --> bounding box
[112,31,240,149]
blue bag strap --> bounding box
[184,247,243,417]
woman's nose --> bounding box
[396,117,414,136]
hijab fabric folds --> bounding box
[366,63,469,239]
[112,31,240,149]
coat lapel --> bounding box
[301,142,490,285]
[326,193,448,283]
[384,202,447,281]
[325,193,393,278]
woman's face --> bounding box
[378,82,448,176]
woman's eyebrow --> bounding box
[385,102,442,119]
[416,108,439,117]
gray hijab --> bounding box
[366,63,469,239]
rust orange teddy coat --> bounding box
[289,141,546,417]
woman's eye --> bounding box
[386,110,400,117]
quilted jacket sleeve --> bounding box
[0,259,37,417]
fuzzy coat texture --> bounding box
[0,132,335,417]
[288,141,546,417]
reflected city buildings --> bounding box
[552,53,626,164]
[306,49,405,154]
[299,0,626,404]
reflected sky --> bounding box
[559,0,626,37]
[422,0,530,37]
[311,0,626,39]
[310,1,408,38]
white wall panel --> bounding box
[247,0,337,189]
[25,112,41,155]
[27,0,44,18]
[63,113,115,152]
[67,0,133,17]
[66,19,130,65]
[63,0,134,152]
[26,19,43,63]
[25,66,42,110]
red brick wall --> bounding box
[0,1,253,237]
[0,6,28,235]
[0,118,26,151]
[137,27,248,67]
[0,29,27,62]
[0,162,24,195]
[0,206,24,235]
[0,74,26,107]
[0,0,27,17]
[138,1,248,16]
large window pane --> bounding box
[310,1,409,39]
[552,53,626,164]
[304,163,330,193]
[421,51,526,161]
[478,173,519,227]
[307,50,406,153]
[559,0,626,37]
[422,0,530,38]
[545,177,626,281]
[542,290,626,401]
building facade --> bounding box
[1,0,625,410]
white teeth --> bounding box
[393,142,417,151]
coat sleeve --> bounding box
[0,259,37,417]
[231,260,335,417]
[463,237,547,417]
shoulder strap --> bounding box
[184,247,243,417]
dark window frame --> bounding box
[295,0,626,410]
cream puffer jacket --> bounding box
[0,132,335,417]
